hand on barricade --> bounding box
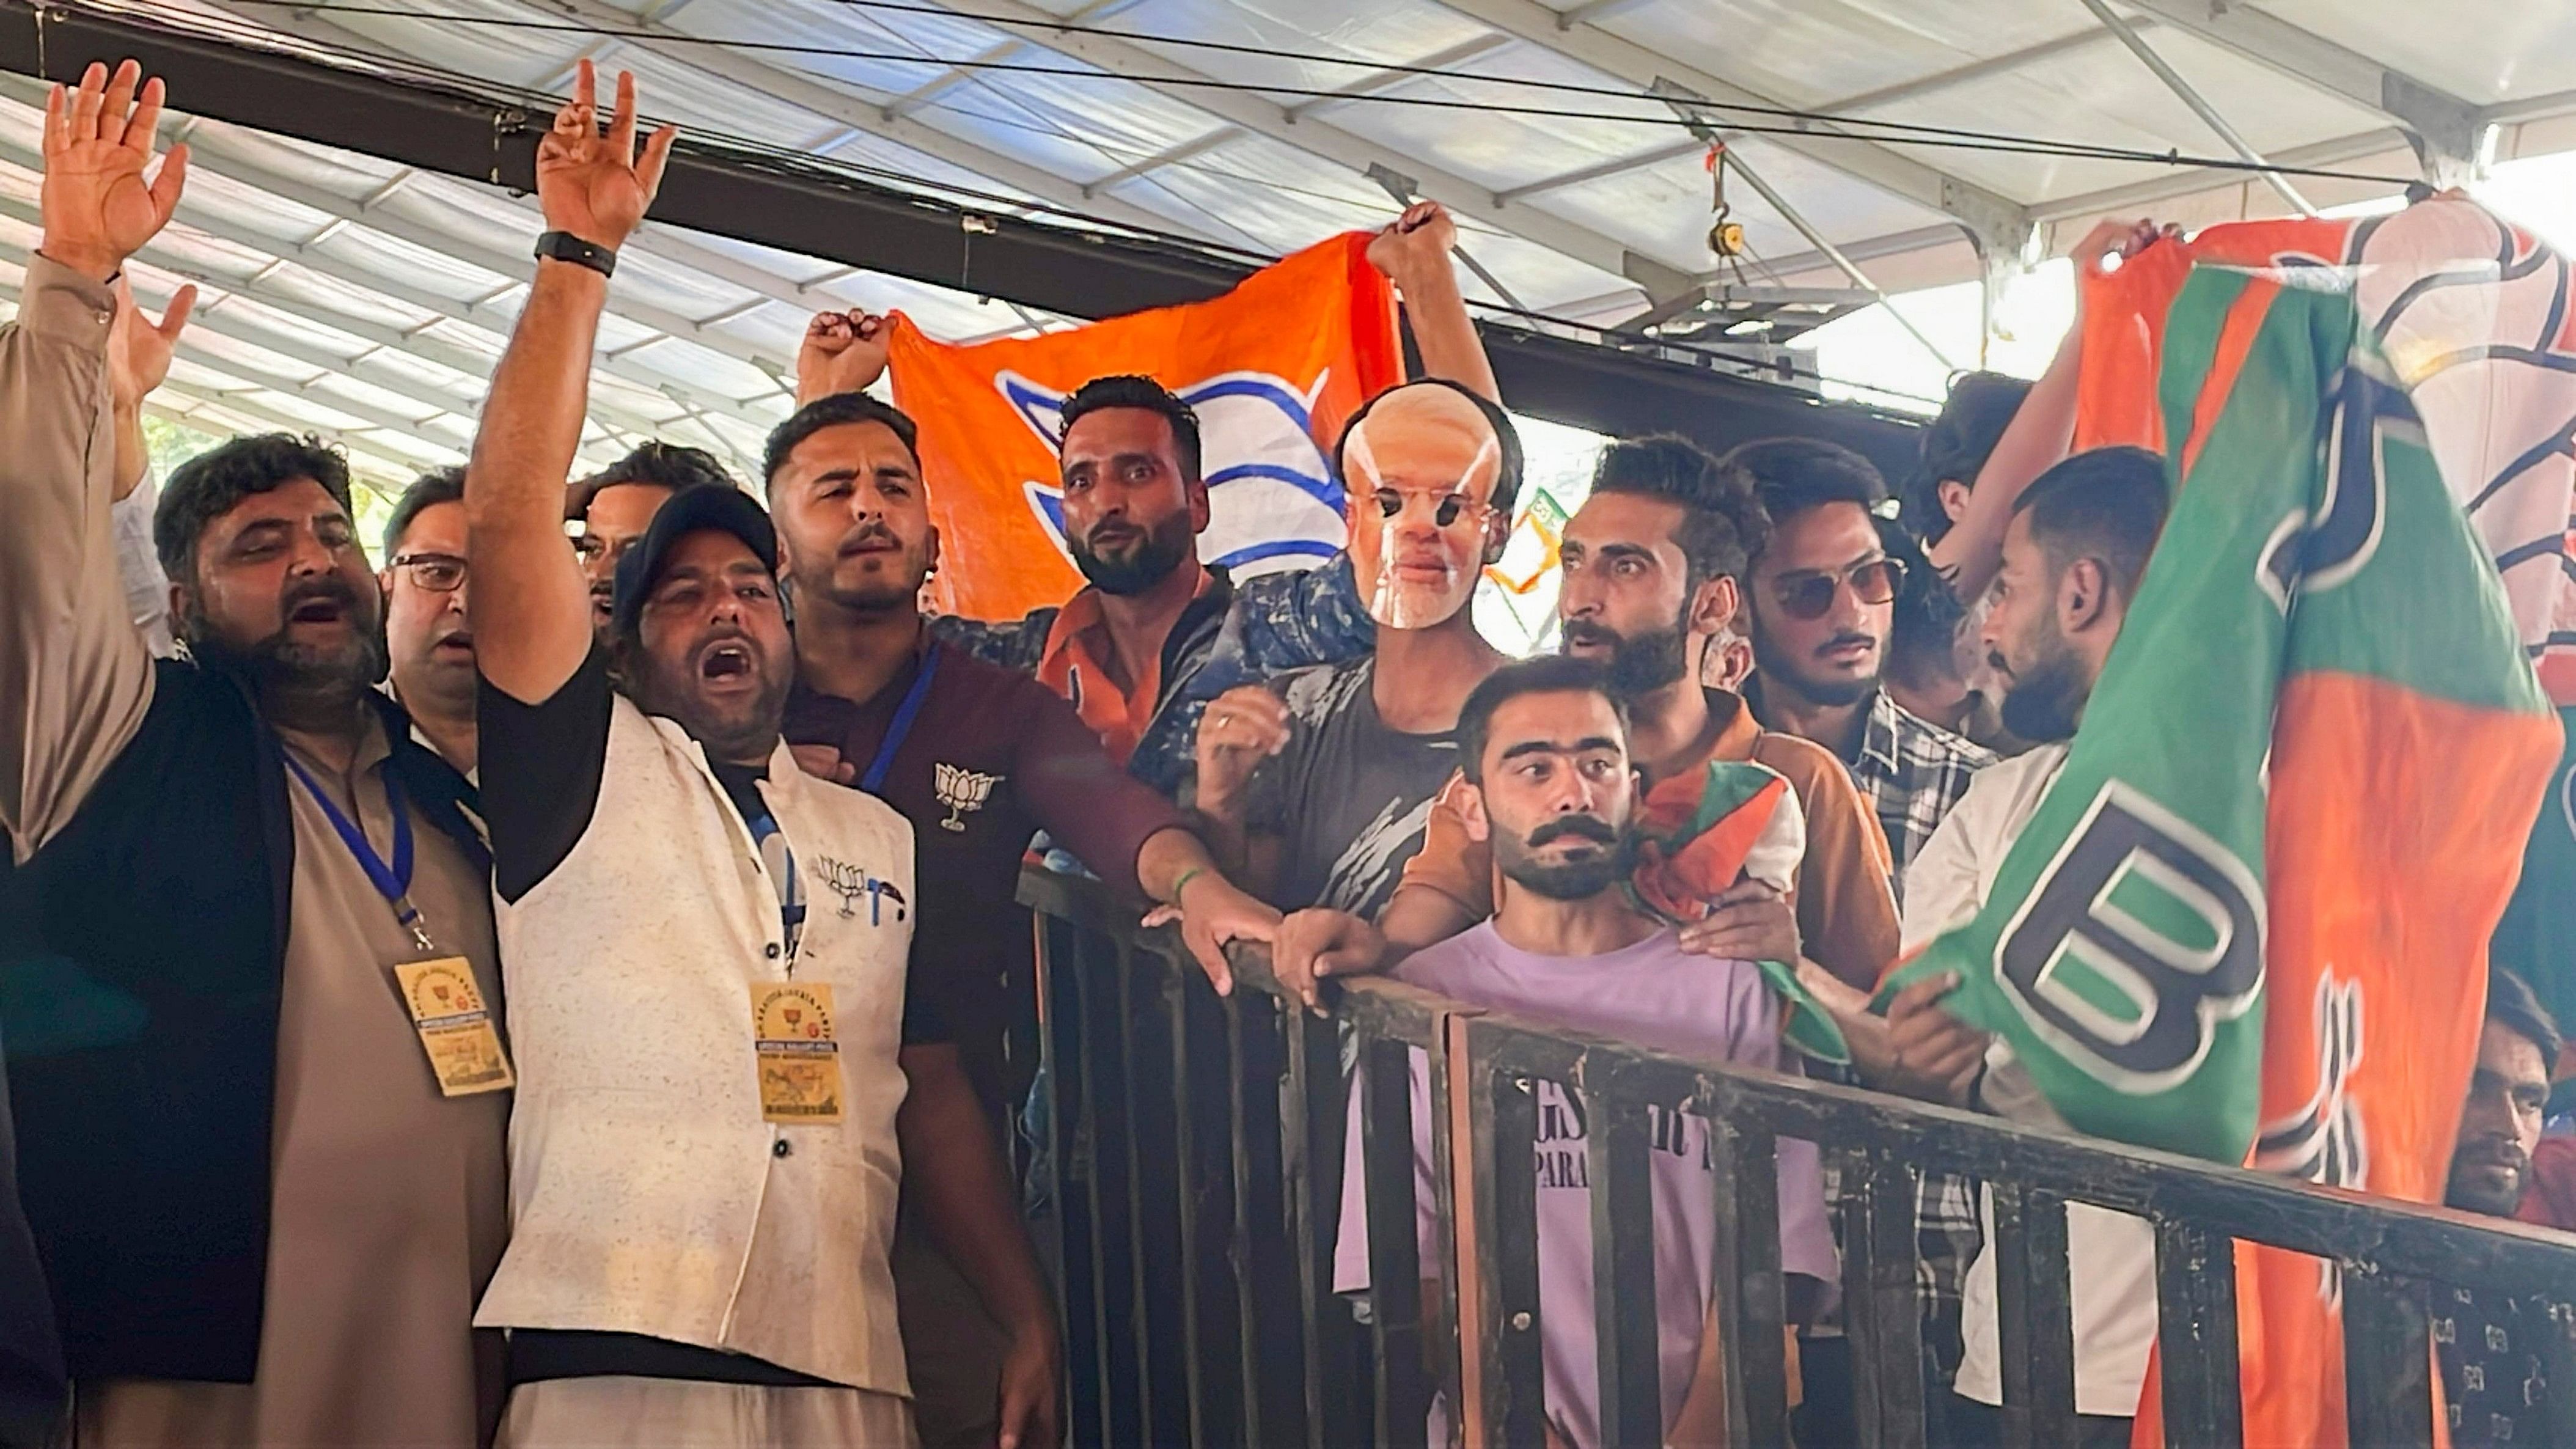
[1144,871,1279,998]
[1272,908,1387,1013]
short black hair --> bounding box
[1332,378,1525,519]
[2490,969,2563,1068]
[1905,371,2032,545]
[382,465,465,560]
[1881,514,1966,691]
[1722,437,1888,551]
[1458,655,1628,785]
[761,392,922,493]
[2011,446,2172,600]
[1059,374,1203,485]
[568,441,738,519]
[1588,433,1769,586]
[156,433,355,581]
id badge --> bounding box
[751,981,845,1125]
[394,958,515,1097]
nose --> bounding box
[446,577,471,615]
[284,525,336,578]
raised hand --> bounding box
[536,61,678,253]
[796,309,892,404]
[108,276,195,414]
[1192,685,1291,818]
[1366,200,1458,282]
[41,59,189,283]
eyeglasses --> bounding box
[1769,556,1905,621]
[1371,487,1492,529]
[389,552,467,593]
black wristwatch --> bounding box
[534,230,617,279]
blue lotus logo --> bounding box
[997,368,1349,578]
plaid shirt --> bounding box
[1851,691,1997,894]
[1844,691,1995,1382]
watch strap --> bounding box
[534,230,618,279]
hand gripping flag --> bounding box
[1882,263,2561,1443]
[883,234,1402,622]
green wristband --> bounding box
[1169,867,1207,908]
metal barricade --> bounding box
[1021,866,2576,1448]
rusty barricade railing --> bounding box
[1021,865,2576,1448]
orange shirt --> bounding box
[1395,689,1900,991]
[1034,574,1216,766]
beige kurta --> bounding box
[0,255,508,1449]
[77,724,513,1448]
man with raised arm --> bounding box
[0,61,506,1446]
[793,201,1489,794]
[462,66,1052,1448]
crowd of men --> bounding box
[0,56,2563,1449]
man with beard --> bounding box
[1191,378,1516,922]
[463,66,1046,1447]
[379,466,479,777]
[761,386,1280,1447]
[1328,656,1837,1449]
[0,61,505,1447]
[2435,969,2564,1446]
[1272,435,1898,1012]
[794,201,1491,795]
[1883,444,2170,1448]
[1729,437,1996,890]
[566,440,737,637]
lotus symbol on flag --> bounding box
[997,368,1349,580]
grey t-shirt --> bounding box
[1245,658,1458,917]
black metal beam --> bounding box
[0,0,1923,464]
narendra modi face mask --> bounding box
[1340,384,1506,630]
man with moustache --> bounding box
[1883,446,2171,1447]
[1192,377,1517,920]
[378,466,480,777]
[1728,438,1996,889]
[2435,970,2564,1446]
[794,201,1489,794]
[761,386,1280,1447]
[0,61,505,1446]
[463,67,1048,1447]
[1271,435,1898,1011]
[1328,657,1838,1449]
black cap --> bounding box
[610,485,780,637]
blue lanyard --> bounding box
[282,751,434,953]
[747,807,806,966]
[861,644,940,795]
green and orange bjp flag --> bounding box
[881,233,1402,622]
[1882,265,2560,1443]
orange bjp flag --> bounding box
[882,233,1403,622]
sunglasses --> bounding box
[1770,556,1905,621]
[390,552,468,593]
[1371,487,1492,528]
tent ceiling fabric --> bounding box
[8,0,2576,490]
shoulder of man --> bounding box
[1270,655,1373,725]
[1885,697,2000,772]
[1179,558,1374,708]
[1387,917,1501,993]
[929,608,1055,675]
[1746,726,1863,809]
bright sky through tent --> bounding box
[1791,149,2576,413]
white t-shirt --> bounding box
[1330,922,1840,1449]
[1899,743,2160,1418]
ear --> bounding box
[1458,779,1491,845]
[376,568,395,600]
[1186,476,1212,535]
[924,523,943,579]
[1938,478,1973,525]
[773,530,799,574]
[1687,573,1741,637]
[2058,556,2109,636]
[1480,505,1510,567]
[167,578,192,633]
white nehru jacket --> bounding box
[475,697,917,1395]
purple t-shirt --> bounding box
[1332,922,1838,1449]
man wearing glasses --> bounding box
[1730,438,1997,889]
[378,466,479,777]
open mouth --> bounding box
[288,596,350,626]
[700,640,756,684]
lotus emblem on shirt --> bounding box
[933,763,1002,832]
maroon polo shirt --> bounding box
[784,633,1186,1115]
